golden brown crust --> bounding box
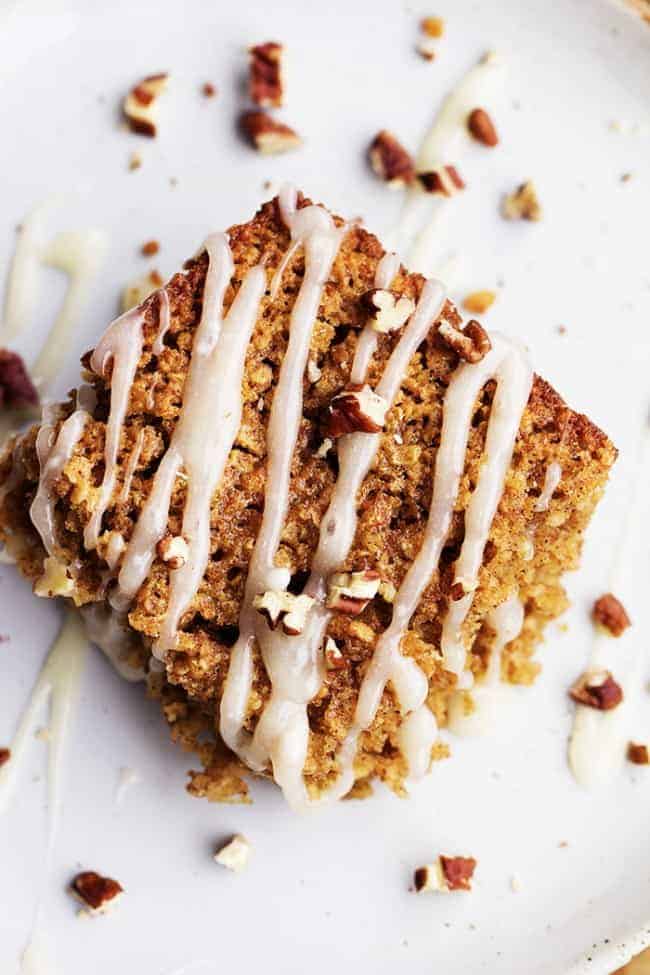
[0,195,617,800]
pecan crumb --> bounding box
[438,319,491,364]
[418,165,465,196]
[363,288,414,333]
[420,16,444,37]
[249,42,284,108]
[214,834,251,873]
[324,636,346,671]
[0,748,10,767]
[122,73,168,137]
[141,239,160,257]
[502,181,542,221]
[414,855,476,893]
[326,383,388,437]
[252,590,314,635]
[467,108,499,147]
[416,38,437,61]
[0,349,39,410]
[627,741,650,765]
[326,569,381,616]
[592,593,631,637]
[70,871,123,913]
[201,82,217,98]
[239,111,301,155]
[156,533,189,569]
[569,670,623,711]
[463,290,496,315]
[128,151,142,171]
[368,131,415,188]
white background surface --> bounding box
[0,0,649,972]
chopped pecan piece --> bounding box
[592,593,631,637]
[156,533,189,569]
[0,748,10,767]
[420,15,444,37]
[141,239,160,257]
[418,165,465,196]
[70,871,123,913]
[438,319,491,364]
[363,288,414,334]
[416,38,437,61]
[326,384,388,437]
[249,42,284,108]
[239,111,301,155]
[627,742,650,765]
[467,108,499,147]
[569,670,623,711]
[368,131,415,188]
[214,834,251,873]
[252,590,314,635]
[326,569,381,615]
[123,73,168,137]
[202,82,217,98]
[502,181,542,221]
[414,855,476,893]
[324,636,346,671]
[0,349,38,410]
[463,290,496,315]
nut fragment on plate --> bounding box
[0,348,39,410]
[363,288,414,334]
[438,319,492,364]
[128,152,142,171]
[569,669,623,711]
[418,165,465,196]
[70,871,123,914]
[368,131,415,188]
[202,82,217,98]
[239,111,301,154]
[326,569,381,615]
[252,589,315,635]
[324,636,346,670]
[463,290,496,314]
[326,384,388,437]
[414,855,477,893]
[416,38,437,61]
[249,42,284,108]
[214,834,251,873]
[627,742,650,765]
[156,533,189,569]
[123,73,168,137]
[592,593,631,637]
[0,748,10,767]
[141,239,160,257]
[467,108,499,147]
[502,181,542,221]
[420,15,445,37]
[121,270,163,313]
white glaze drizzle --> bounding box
[79,604,145,682]
[220,187,349,787]
[387,52,506,276]
[152,288,171,355]
[535,460,562,513]
[439,337,533,677]
[0,203,53,346]
[349,251,400,385]
[447,591,524,736]
[119,427,145,503]
[30,408,89,556]
[32,230,107,390]
[83,306,145,551]
[0,611,88,834]
[110,237,266,663]
[568,428,649,787]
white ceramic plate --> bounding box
[1,0,649,972]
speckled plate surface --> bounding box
[1,0,649,972]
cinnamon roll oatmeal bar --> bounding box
[0,189,616,809]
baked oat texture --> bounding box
[0,195,616,803]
